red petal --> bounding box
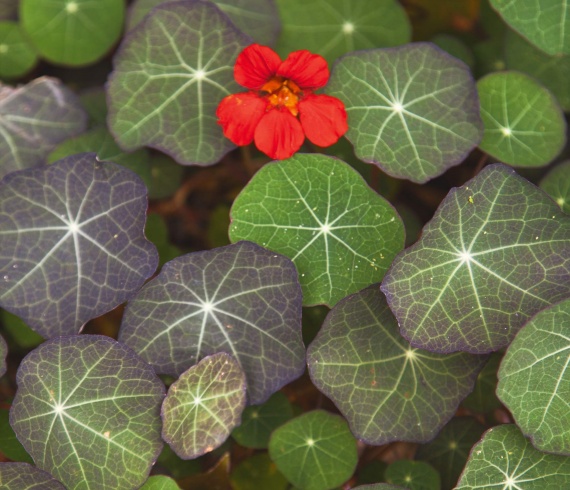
[299,94,348,147]
[234,44,282,90]
[254,109,305,160]
[277,50,329,89]
[216,92,266,146]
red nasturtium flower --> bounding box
[216,44,348,160]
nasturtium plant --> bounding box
[0,21,38,79]
[540,160,570,214]
[384,459,440,490]
[0,463,66,489]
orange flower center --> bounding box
[261,77,302,116]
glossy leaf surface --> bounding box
[381,164,570,354]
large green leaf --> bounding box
[0,77,87,179]
[497,297,570,455]
[19,0,124,66]
[269,410,358,490]
[325,43,483,183]
[381,164,570,354]
[307,286,486,444]
[540,160,570,214]
[0,153,158,338]
[384,460,440,490]
[477,71,566,167]
[0,21,38,79]
[489,0,570,55]
[127,0,280,46]
[229,154,405,306]
[456,424,570,488]
[0,463,66,489]
[275,0,410,64]
[108,0,250,166]
[9,335,165,490]
[119,241,305,404]
[162,352,246,459]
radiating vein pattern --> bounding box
[108,1,250,166]
[119,241,304,404]
[307,286,485,444]
[325,43,483,183]
[9,335,165,490]
[381,164,570,354]
[230,154,404,307]
[0,153,158,338]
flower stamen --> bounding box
[261,77,302,116]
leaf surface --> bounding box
[0,463,66,489]
[0,21,37,79]
[384,460,440,490]
[540,160,570,214]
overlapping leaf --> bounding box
[108,0,250,166]
[127,0,280,46]
[497,297,570,455]
[162,353,246,459]
[230,154,405,306]
[381,164,570,354]
[275,0,410,63]
[139,476,181,490]
[477,71,566,167]
[0,463,66,489]
[489,0,570,55]
[307,286,486,444]
[0,153,158,338]
[0,21,38,79]
[119,241,304,404]
[9,335,165,490]
[0,77,87,179]
[540,160,570,214]
[325,43,483,183]
[456,424,570,488]
[384,460,440,490]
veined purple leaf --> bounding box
[0,463,66,489]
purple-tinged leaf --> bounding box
[119,241,304,404]
[0,463,66,489]
[0,333,6,377]
[0,77,87,179]
[381,164,570,354]
[0,153,158,338]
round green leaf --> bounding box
[307,286,486,444]
[431,34,474,69]
[119,241,305,404]
[139,475,181,490]
[477,71,566,167]
[0,153,158,338]
[0,21,38,79]
[162,352,246,459]
[456,424,570,488]
[381,164,570,354]
[9,335,165,490]
[460,352,503,413]
[108,0,250,166]
[497,297,570,455]
[229,154,405,307]
[230,453,289,490]
[0,332,5,377]
[415,417,486,490]
[0,77,87,179]
[0,463,66,489]
[384,460,440,490]
[127,0,280,46]
[489,0,570,55]
[325,43,483,183]
[540,160,570,214]
[269,410,358,490]
[19,0,125,66]
[275,0,410,64]
[231,391,293,448]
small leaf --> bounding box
[0,408,34,464]
[162,352,246,459]
[489,0,570,55]
[307,286,486,444]
[229,154,405,306]
[455,424,570,488]
[0,21,38,79]
[384,460,440,490]
[275,0,410,64]
[460,352,503,413]
[497,297,570,455]
[477,71,566,167]
[415,417,486,490]
[108,0,250,166]
[325,43,483,183]
[9,335,165,490]
[381,164,570,354]
[139,475,181,490]
[230,453,289,490]
[540,160,570,214]
[0,153,158,338]
[231,391,293,449]
[269,410,358,490]
[19,0,125,65]
[0,77,87,179]
[119,241,304,404]
[0,463,66,489]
